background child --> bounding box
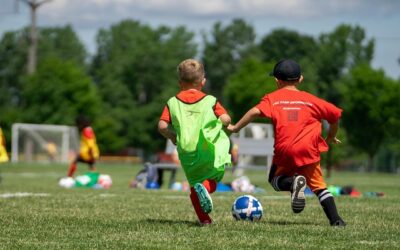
[67,115,100,177]
[0,126,9,163]
[228,59,346,227]
[158,59,231,225]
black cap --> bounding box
[270,59,301,81]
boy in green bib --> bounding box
[158,59,232,225]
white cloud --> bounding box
[38,0,400,27]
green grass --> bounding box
[0,163,399,249]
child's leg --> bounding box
[193,179,215,214]
[202,179,217,194]
[300,162,345,226]
[268,164,294,191]
[269,164,306,213]
[157,168,164,187]
[190,188,212,224]
[67,159,78,177]
[88,161,96,172]
[190,179,217,224]
[315,189,345,226]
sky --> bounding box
[0,0,399,79]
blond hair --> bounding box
[177,59,205,84]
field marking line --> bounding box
[0,192,50,198]
[2,172,61,178]
[99,193,116,197]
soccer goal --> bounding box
[11,123,79,164]
[230,123,274,171]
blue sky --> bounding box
[1,0,399,79]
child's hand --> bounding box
[227,124,237,133]
[326,137,341,144]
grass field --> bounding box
[0,163,399,249]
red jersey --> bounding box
[255,88,342,168]
[160,89,227,123]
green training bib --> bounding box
[167,95,231,186]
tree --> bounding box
[315,24,374,105]
[21,57,100,125]
[0,31,28,131]
[259,28,317,63]
[315,24,374,176]
[341,64,400,171]
[202,19,259,100]
[0,25,87,143]
[0,26,87,110]
[38,25,87,67]
[91,20,197,152]
[224,58,276,120]
[258,28,320,96]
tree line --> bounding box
[0,19,399,171]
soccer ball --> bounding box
[58,177,75,188]
[232,195,263,221]
[97,174,112,189]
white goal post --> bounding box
[11,123,79,164]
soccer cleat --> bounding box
[291,175,307,213]
[331,219,346,227]
[194,183,213,214]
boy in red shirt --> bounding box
[228,59,346,226]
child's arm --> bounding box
[219,114,231,127]
[325,122,341,144]
[228,107,261,133]
[158,120,177,145]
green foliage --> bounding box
[259,28,318,63]
[257,29,320,95]
[315,24,374,105]
[0,20,398,166]
[340,64,399,170]
[38,25,87,67]
[91,20,197,152]
[0,30,29,110]
[224,58,276,120]
[0,25,87,99]
[21,57,101,125]
[202,19,260,99]
[0,26,89,139]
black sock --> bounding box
[316,189,342,224]
[270,175,293,191]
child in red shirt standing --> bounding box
[228,59,345,226]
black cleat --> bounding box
[291,175,306,213]
[331,219,346,227]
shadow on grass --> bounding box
[143,218,199,227]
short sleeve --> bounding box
[213,101,228,117]
[255,95,273,118]
[160,105,171,123]
[315,98,342,124]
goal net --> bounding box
[11,123,79,164]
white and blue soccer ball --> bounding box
[232,195,263,221]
